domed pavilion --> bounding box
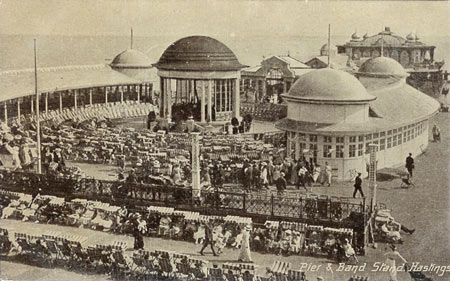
[110,49,154,103]
[276,58,439,179]
[154,36,246,123]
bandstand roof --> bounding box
[0,64,140,103]
[154,36,246,72]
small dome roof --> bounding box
[359,57,408,77]
[286,68,375,103]
[415,34,420,41]
[320,43,337,56]
[406,32,415,41]
[351,31,360,40]
[155,35,246,71]
[110,49,152,68]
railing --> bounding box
[1,170,366,224]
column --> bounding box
[89,89,93,105]
[137,85,141,102]
[17,99,21,124]
[232,78,240,119]
[45,93,48,112]
[191,132,201,197]
[105,87,108,104]
[218,80,222,112]
[225,80,229,111]
[190,80,195,103]
[3,103,7,123]
[262,79,267,101]
[31,97,34,113]
[368,144,378,212]
[59,91,63,111]
[167,78,172,121]
[160,78,165,117]
[74,89,78,110]
[295,139,300,160]
[201,80,206,123]
[207,80,212,122]
[120,86,124,103]
[283,80,287,94]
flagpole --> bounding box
[34,39,42,174]
[327,24,331,67]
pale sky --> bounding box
[0,0,449,38]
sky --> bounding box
[0,0,449,38]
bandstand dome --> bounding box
[358,57,408,77]
[155,36,246,71]
[285,68,375,103]
[110,49,153,69]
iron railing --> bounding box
[1,170,366,223]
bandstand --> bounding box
[154,36,246,123]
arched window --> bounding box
[267,68,283,80]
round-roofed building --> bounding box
[110,49,155,103]
[276,60,439,179]
[154,36,246,123]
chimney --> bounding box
[384,27,391,33]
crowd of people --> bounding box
[0,189,361,264]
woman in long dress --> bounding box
[238,225,253,262]
[384,244,408,281]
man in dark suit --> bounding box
[200,223,218,256]
[405,153,415,178]
[352,173,364,198]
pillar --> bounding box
[190,80,195,103]
[218,80,222,112]
[105,87,108,104]
[191,132,201,197]
[167,78,172,121]
[225,80,228,111]
[74,89,78,110]
[31,97,34,113]
[283,80,287,94]
[3,102,7,123]
[89,89,93,105]
[17,99,21,124]
[369,144,378,212]
[45,93,48,112]
[207,80,212,122]
[232,78,240,119]
[59,91,63,111]
[295,140,300,160]
[262,79,267,101]
[120,86,124,103]
[137,85,141,102]
[201,80,206,123]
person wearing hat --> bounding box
[352,172,364,198]
[275,172,287,196]
[238,224,253,262]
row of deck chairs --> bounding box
[37,101,156,124]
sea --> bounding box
[1,34,449,72]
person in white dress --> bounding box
[384,244,408,281]
[238,225,253,262]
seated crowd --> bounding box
[0,190,358,262]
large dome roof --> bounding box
[359,57,408,77]
[286,68,375,103]
[110,49,152,68]
[155,36,246,71]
